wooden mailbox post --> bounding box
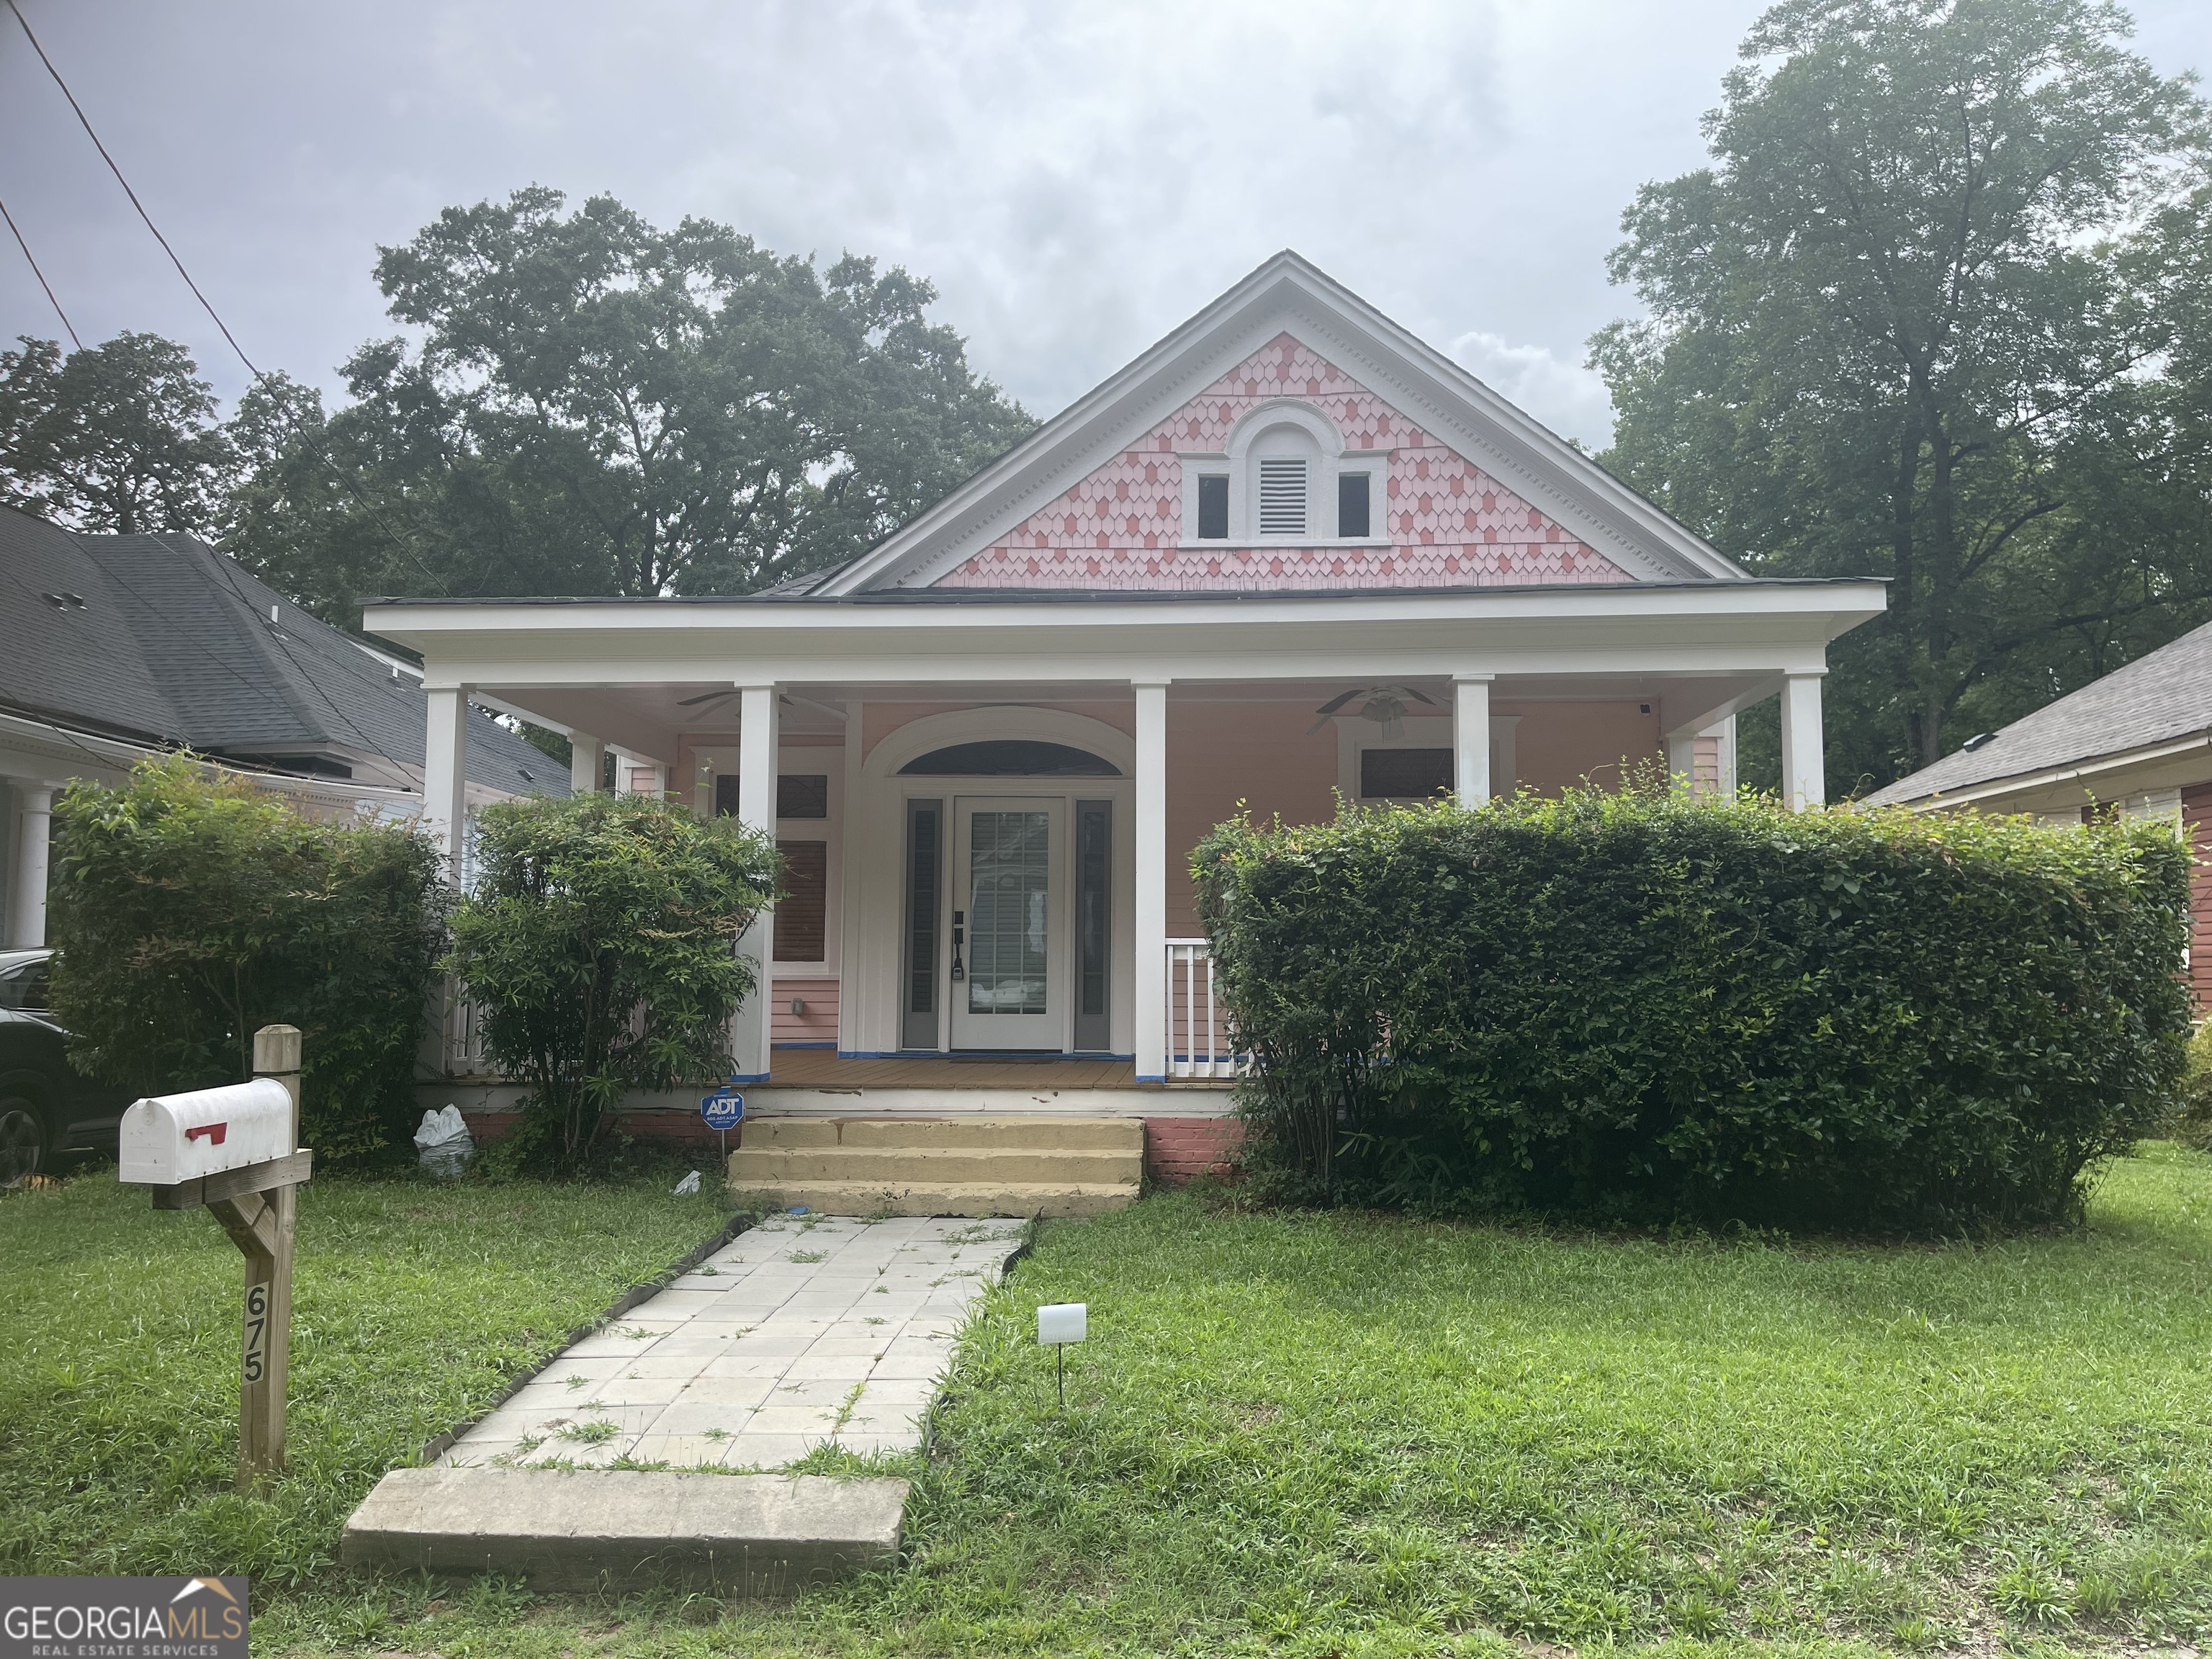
[118,1024,314,1491]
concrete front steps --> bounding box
[729,1115,1141,1218]
[343,1467,905,1593]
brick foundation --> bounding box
[1144,1116,1244,1185]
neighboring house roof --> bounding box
[0,504,559,799]
[805,250,1751,597]
[1863,616,2212,807]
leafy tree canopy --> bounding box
[0,331,235,534]
[1595,0,2212,793]
[228,187,1035,612]
[2,192,1032,621]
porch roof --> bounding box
[364,576,1886,683]
[366,578,1882,771]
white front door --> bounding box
[949,796,1066,1051]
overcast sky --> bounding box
[3,1,2207,451]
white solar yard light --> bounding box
[1037,1303,1087,1407]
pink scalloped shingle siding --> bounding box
[935,333,1630,591]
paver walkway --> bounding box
[441,1213,1026,1471]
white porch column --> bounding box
[1780,673,1826,811]
[8,783,56,949]
[422,687,470,888]
[1665,732,1699,794]
[1453,675,1493,807]
[568,732,604,796]
[1134,681,1169,1082]
[732,683,779,1083]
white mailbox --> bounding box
[119,1078,295,1185]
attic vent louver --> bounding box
[1258,458,1308,536]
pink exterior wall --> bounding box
[937,333,1632,593]
[1166,700,1341,932]
[1692,734,1722,796]
[770,976,839,1045]
[1501,701,1666,796]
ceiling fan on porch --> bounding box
[675,688,844,723]
[1307,684,1438,739]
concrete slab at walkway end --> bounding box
[341,1466,908,1594]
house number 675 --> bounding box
[242,1282,269,1385]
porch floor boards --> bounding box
[765,1049,1143,1091]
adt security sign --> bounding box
[700,1088,744,1132]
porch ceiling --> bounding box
[476,667,1781,762]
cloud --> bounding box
[1449,330,1617,450]
[3,0,2203,461]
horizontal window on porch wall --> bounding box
[711,773,830,818]
[1360,747,1453,801]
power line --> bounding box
[0,192,78,349]
[6,0,259,377]
[3,0,451,598]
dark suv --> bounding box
[0,950,130,1185]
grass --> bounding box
[0,1169,734,1586]
[11,1147,2212,1656]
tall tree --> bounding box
[0,332,235,534]
[1594,0,2212,791]
[229,188,1034,611]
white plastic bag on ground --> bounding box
[414,1104,473,1179]
[673,1170,701,1195]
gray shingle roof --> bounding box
[1863,616,2212,805]
[0,505,561,799]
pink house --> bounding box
[368,253,1884,1202]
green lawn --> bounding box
[9,1150,2212,1657]
[0,1169,734,1585]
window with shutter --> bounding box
[774,840,829,961]
[1258,458,1308,536]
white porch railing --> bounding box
[442,992,497,1077]
[1165,938,1244,1081]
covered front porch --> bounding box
[374,582,1874,1098]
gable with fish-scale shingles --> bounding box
[934,334,1631,591]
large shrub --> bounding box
[447,793,777,1172]
[1195,790,2190,1231]
[48,755,446,1166]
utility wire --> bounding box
[6,0,258,378]
[2,1,458,797]
[3,0,451,597]
[0,192,78,349]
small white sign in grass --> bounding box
[1037,1303,1087,1407]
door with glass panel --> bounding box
[948,797,1066,1051]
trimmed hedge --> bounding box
[446,792,777,1174]
[49,755,446,1167]
[1194,790,2190,1230]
